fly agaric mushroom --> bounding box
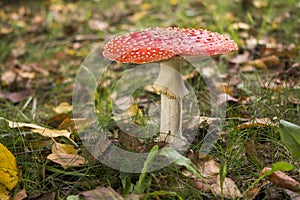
[103,27,238,145]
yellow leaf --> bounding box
[128,11,148,23]
[140,2,152,10]
[52,102,73,114]
[127,104,143,117]
[52,143,78,155]
[0,143,18,191]
[0,185,10,200]
[169,0,178,6]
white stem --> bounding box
[160,95,183,143]
[153,60,189,144]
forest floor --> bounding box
[0,0,300,199]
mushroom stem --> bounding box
[153,59,189,144]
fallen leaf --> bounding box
[211,175,242,199]
[253,0,268,8]
[4,118,71,138]
[230,51,250,64]
[32,128,71,138]
[182,152,242,199]
[0,143,18,190]
[0,186,10,200]
[237,118,277,130]
[51,143,78,155]
[52,102,73,114]
[285,189,300,200]
[1,69,17,86]
[88,19,108,31]
[29,192,56,200]
[0,89,34,103]
[260,55,280,67]
[14,189,27,200]
[261,167,300,192]
[198,158,220,177]
[231,22,251,30]
[243,187,261,200]
[47,113,70,128]
[246,59,267,69]
[47,153,85,169]
[79,187,124,200]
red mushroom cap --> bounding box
[103,27,238,64]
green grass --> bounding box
[0,0,299,199]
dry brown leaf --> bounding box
[183,153,241,199]
[237,118,277,130]
[261,167,300,192]
[14,189,27,200]
[260,55,280,67]
[198,158,220,177]
[29,192,56,200]
[247,59,267,69]
[243,187,261,200]
[47,153,85,169]
[211,175,242,199]
[47,113,70,128]
[285,189,300,200]
[6,119,71,138]
[80,187,124,200]
[0,89,34,103]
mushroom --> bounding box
[103,27,238,146]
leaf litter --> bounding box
[0,0,299,199]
